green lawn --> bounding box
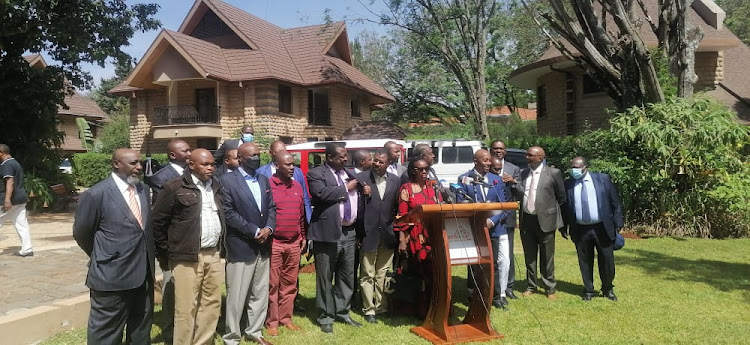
[42,236,750,344]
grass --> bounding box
[41,235,750,344]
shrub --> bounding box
[23,175,54,211]
[72,153,113,187]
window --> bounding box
[441,147,474,164]
[278,84,292,114]
[536,85,547,118]
[351,98,361,118]
[196,138,218,150]
[308,89,331,126]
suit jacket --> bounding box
[257,163,312,224]
[73,176,154,291]
[307,164,365,243]
[220,168,277,263]
[500,160,521,228]
[214,138,242,164]
[456,171,510,237]
[514,165,566,232]
[564,172,624,242]
[356,170,400,252]
[147,164,181,203]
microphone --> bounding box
[440,179,456,204]
[450,183,474,203]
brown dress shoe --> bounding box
[547,293,557,300]
[253,337,273,345]
[522,290,534,297]
[284,323,302,331]
[266,327,279,336]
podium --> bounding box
[397,202,518,345]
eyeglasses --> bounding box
[413,167,429,172]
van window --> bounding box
[441,146,474,164]
[308,153,325,170]
[407,146,438,161]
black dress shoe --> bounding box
[492,299,508,310]
[501,296,509,306]
[336,317,363,327]
[364,315,377,324]
[582,293,596,301]
[320,324,333,333]
[605,290,618,301]
[506,290,518,299]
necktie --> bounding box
[527,171,537,213]
[335,172,352,222]
[580,180,591,223]
[127,185,143,228]
[475,184,484,202]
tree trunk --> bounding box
[673,0,704,97]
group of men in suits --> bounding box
[71,135,624,344]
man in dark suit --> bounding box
[457,149,512,309]
[490,140,522,299]
[504,146,566,300]
[563,156,624,302]
[220,142,276,345]
[214,124,254,164]
[356,149,398,323]
[145,138,190,342]
[148,139,191,203]
[73,148,154,345]
[307,143,365,333]
[215,148,240,178]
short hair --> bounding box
[490,140,506,148]
[373,149,388,158]
[412,144,431,160]
[0,144,9,155]
[572,156,589,166]
[325,142,345,158]
[353,150,370,164]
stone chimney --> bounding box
[692,0,726,30]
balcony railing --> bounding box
[153,105,220,125]
[308,107,331,126]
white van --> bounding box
[406,140,484,184]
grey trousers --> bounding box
[223,254,270,345]
[313,226,357,325]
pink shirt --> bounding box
[327,165,359,226]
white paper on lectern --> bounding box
[446,217,478,261]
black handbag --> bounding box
[386,252,422,302]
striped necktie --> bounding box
[127,185,143,228]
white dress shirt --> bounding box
[523,165,543,215]
[191,174,222,248]
[111,172,141,210]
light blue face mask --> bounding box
[570,168,585,180]
[241,133,254,143]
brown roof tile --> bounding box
[59,92,108,119]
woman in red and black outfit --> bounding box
[395,158,442,316]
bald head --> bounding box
[189,149,216,181]
[384,141,401,164]
[112,148,142,184]
[490,156,503,175]
[526,146,545,169]
[224,148,240,169]
[473,149,492,174]
[269,140,287,156]
[273,151,295,181]
[238,142,260,171]
[167,139,191,166]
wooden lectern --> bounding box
[397,202,519,345]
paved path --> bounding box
[0,213,89,316]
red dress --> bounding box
[396,183,442,261]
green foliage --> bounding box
[100,114,131,153]
[488,114,538,149]
[716,0,750,45]
[72,153,114,188]
[651,49,678,97]
[522,97,749,237]
[23,175,54,211]
[404,123,475,140]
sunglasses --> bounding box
[413,167,429,172]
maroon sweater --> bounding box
[269,175,306,243]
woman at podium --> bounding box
[395,158,443,316]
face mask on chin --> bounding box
[241,133,254,143]
[570,168,585,180]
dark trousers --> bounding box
[574,223,616,294]
[88,279,153,345]
[507,227,516,291]
[313,226,357,325]
[521,214,556,293]
[467,237,502,302]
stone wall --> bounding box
[695,51,723,89]
[537,71,568,136]
[129,79,375,153]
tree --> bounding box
[0,0,159,178]
[523,0,703,109]
[91,58,135,153]
[716,0,750,46]
[369,0,499,141]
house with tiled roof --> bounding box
[24,54,109,153]
[509,0,750,136]
[487,105,537,121]
[109,0,394,152]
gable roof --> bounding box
[22,54,107,120]
[112,0,393,104]
[487,106,537,121]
